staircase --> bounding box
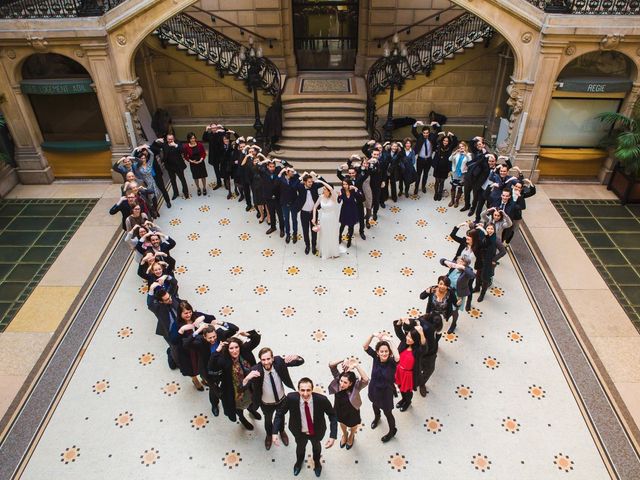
[275,76,369,184]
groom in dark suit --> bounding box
[273,377,337,477]
[294,174,323,255]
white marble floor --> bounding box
[20,184,610,479]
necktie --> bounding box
[269,372,280,402]
[304,401,315,436]
[500,203,505,210]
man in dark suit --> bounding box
[153,134,189,199]
[278,167,301,244]
[136,231,177,273]
[258,159,285,236]
[411,121,437,194]
[109,192,138,230]
[294,174,322,255]
[146,285,181,370]
[243,348,305,450]
[337,165,368,240]
[202,123,227,189]
[273,378,337,477]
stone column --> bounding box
[354,0,370,76]
[281,0,297,77]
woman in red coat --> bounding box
[182,132,208,196]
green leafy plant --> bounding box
[598,108,640,178]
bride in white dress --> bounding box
[311,178,345,259]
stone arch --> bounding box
[10,48,94,85]
[556,48,638,84]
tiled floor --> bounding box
[0,199,98,331]
[16,187,612,479]
[552,199,640,329]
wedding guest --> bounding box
[328,358,369,449]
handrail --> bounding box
[365,12,494,135]
[527,0,640,14]
[0,0,125,18]
[154,13,281,97]
[184,4,277,46]
[373,4,459,44]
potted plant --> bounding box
[598,109,640,204]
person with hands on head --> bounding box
[420,276,458,332]
[440,257,476,331]
[243,348,305,450]
[328,357,369,450]
[393,319,426,411]
[337,179,362,249]
[272,377,337,477]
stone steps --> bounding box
[280,129,369,139]
[278,138,367,149]
[284,110,365,120]
[283,102,365,112]
[283,119,366,129]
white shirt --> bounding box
[299,397,314,434]
[302,189,314,212]
[261,367,285,404]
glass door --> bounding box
[292,0,359,71]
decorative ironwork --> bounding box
[366,12,494,134]
[0,0,126,18]
[154,13,281,97]
[528,0,640,14]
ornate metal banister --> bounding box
[0,0,125,18]
[528,0,640,14]
[154,13,281,97]
[366,12,494,134]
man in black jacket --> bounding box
[146,286,181,370]
[273,378,337,477]
[411,121,437,194]
[294,174,322,255]
[337,165,368,240]
[202,123,227,189]
[243,348,305,450]
[258,159,285,236]
[278,167,301,244]
[153,134,189,199]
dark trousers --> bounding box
[390,173,400,201]
[281,204,298,236]
[295,434,322,467]
[380,174,390,204]
[418,353,437,386]
[339,224,354,242]
[261,401,285,436]
[266,199,284,231]
[209,159,222,185]
[300,210,317,248]
[207,381,221,407]
[242,182,253,208]
[167,168,189,197]
[415,157,430,190]
[155,170,171,204]
[356,203,365,233]
[372,406,396,431]
[371,182,382,215]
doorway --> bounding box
[292,0,359,71]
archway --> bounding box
[20,53,111,178]
[537,50,635,179]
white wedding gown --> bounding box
[315,190,343,260]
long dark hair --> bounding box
[339,371,357,391]
[405,329,420,348]
[177,300,194,324]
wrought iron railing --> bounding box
[0,0,125,18]
[366,12,494,134]
[528,0,640,14]
[154,13,281,97]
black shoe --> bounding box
[248,408,262,420]
[405,192,409,198]
[346,238,352,248]
[305,246,310,255]
[245,205,252,212]
[292,235,298,244]
[359,231,366,240]
[312,247,317,255]
[395,399,405,409]
[400,402,411,412]
[422,186,427,193]
[197,189,202,196]
[166,348,177,370]
[467,210,475,217]
[203,189,207,195]
[183,192,189,199]
[372,212,378,221]
[381,428,397,443]
[257,211,261,219]
[171,194,179,200]
[238,415,254,430]
[211,404,219,417]
[293,464,302,476]
[266,227,276,235]
[380,203,386,209]
[419,385,427,397]
[166,202,171,208]
[280,230,285,238]
[477,293,485,303]
[285,235,291,244]
[227,193,232,199]
[371,416,380,430]
[238,195,244,202]
[314,465,322,477]
[413,187,418,195]
[460,205,470,211]
[365,220,371,229]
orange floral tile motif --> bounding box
[208,248,222,257]
[490,286,504,297]
[529,384,546,400]
[389,206,401,213]
[483,356,500,370]
[372,286,387,296]
[436,206,448,214]
[443,332,458,343]
[195,284,210,295]
[508,330,523,343]
[222,450,242,469]
[140,447,160,467]
[369,249,382,258]
[342,266,356,277]
[168,218,181,226]
[138,352,155,366]
[444,235,454,242]
[312,384,327,395]
[311,329,327,342]
[472,453,491,472]
[162,381,180,397]
[261,248,274,257]
[394,233,407,242]
[343,307,358,318]
[368,218,378,226]
[423,250,436,259]
[115,411,133,428]
[400,266,414,277]
[416,219,428,227]
[198,205,210,212]
[218,305,234,317]
[468,307,483,318]
[253,285,268,295]
[554,453,574,472]
[424,417,443,434]
[502,416,520,434]
[92,379,110,395]
[406,307,421,317]
[286,265,300,276]
[409,194,420,200]
[313,285,327,296]
[187,232,200,241]
[174,265,188,275]
[138,283,149,295]
[60,446,80,464]
[388,453,408,472]
[238,232,251,241]
[281,306,296,318]
[305,453,325,469]
[190,414,209,430]
[456,384,473,400]
[117,326,133,339]
[229,265,244,275]
[218,218,231,226]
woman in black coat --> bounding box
[210,331,262,430]
[475,224,498,302]
[419,276,459,332]
[338,179,363,248]
[432,134,455,201]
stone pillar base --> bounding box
[17,166,55,184]
[14,147,55,184]
[0,164,19,198]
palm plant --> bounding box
[598,108,640,178]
